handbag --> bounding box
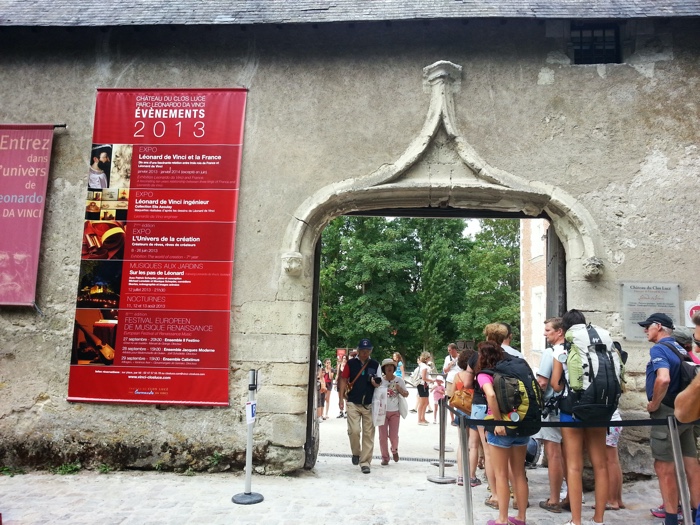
[450,388,474,415]
[398,393,408,419]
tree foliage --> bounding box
[452,219,521,345]
[318,216,520,364]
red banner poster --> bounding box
[68,89,247,406]
[0,124,55,306]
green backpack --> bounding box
[560,323,622,421]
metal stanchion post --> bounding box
[459,413,474,525]
[434,396,454,453]
[233,370,264,505]
[667,415,692,522]
[428,398,456,483]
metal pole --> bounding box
[428,398,456,483]
[233,370,264,505]
[667,415,692,522]
[459,414,474,525]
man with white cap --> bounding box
[338,338,381,473]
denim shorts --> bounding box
[469,403,487,430]
[454,409,469,427]
[486,432,530,448]
[559,411,579,423]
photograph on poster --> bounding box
[87,144,112,190]
[76,259,122,309]
[0,251,32,301]
[81,220,126,260]
[85,200,101,220]
[71,309,117,365]
[109,144,132,189]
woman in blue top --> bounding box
[392,352,405,378]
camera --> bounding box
[542,397,560,419]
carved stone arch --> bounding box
[280,60,605,285]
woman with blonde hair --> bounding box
[476,339,530,525]
[416,351,434,425]
[322,358,334,419]
[464,323,509,508]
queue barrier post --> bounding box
[458,409,475,525]
[428,397,457,484]
[232,369,264,505]
[668,415,693,523]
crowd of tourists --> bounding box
[323,308,700,525]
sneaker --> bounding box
[361,465,370,474]
[409,409,417,413]
[337,412,344,418]
[351,455,359,465]
[381,459,389,466]
[469,477,482,487]
[392,451,399,462]
[650,505,665,518]
[426,409,433,413]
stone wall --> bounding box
[0,18,699,474]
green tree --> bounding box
[318,216,473,364]
[453,219,521,346]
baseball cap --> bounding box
[357,338,373,350]
[638,313,675,329]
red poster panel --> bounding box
[0,125,55,306]
[68,89,247,406]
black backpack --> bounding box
[559,325,622,422]
[483,356,543,437]
[659,341,700,408]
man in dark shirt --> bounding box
[338,338,381,473]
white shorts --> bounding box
[534,413,562,444]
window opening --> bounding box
[570,22,621,64]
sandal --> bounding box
[539,500,562,513]
[485,497,499,509]
[508,517,526,525]
[592,503,617,511]
[457,476,464,486]
[512,501,530,510]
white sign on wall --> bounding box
[621,282,680,341]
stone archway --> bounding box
[280,61,605,287]
[276,61,607,468]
